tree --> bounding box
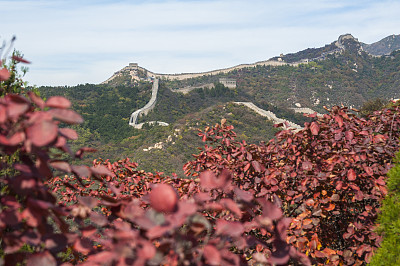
[369,151,400,265]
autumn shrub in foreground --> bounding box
[184,104,400,265]
[1,58,309,264]
[2,49,399,265]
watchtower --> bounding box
[219,78,236,88]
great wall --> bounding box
[233,102,302,130]
[102,59,296,85]
[124,65,323,130]
[128,79,169,129]
[115,35,354,130]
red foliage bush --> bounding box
[0,90,309,264]
[184,104,400,265]
[2,53,399,265]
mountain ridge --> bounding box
[103,33,400,84]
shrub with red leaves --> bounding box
[1,56,309,265]
[4,48,398,265]
[184,104,400,265]
[45,156,310,265]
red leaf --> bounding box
[302,161,313,171]
[345,131,354,140]
[244,162,251,172]
[26,120,58,147]
[73,238,92,255]
[331,194,340,201]
[81,226,97,237]
[215,220,244,237]
[8,94,30,104]
[373,134,386,143]
[335,181,343,190]
[7,101,29,119]
[251,160,262,172]
[324,203,335,211]
[0,105,7,123]
[85,251,115,264]
[0,131,25,146]
[71,165,91,178]
[90,212,108,227]
[46,96,71,109]
[28,91,45,109]
[203,202,224,211]
[234,187,254,202]
[259,199,283,220]
[203,245,221,265]
[78,196,99,209]
[48,108,83,124]
[59,128,78,140]
[90,165,114,177]
[334,115,343,127]
[363,165,374,176]
[0,68,10,81]
[310,122,320,135]
[49,160,71,172]
[146,225,172,239]
[194,192,212,202]
[12,55,31,64]
[347,169,356,181]
[220,198,242,218]
[27,251,56,266]
[149,184,178,213]
[322,247,336,256]
[314,250,326,258]
[199,170,219,189]
[305,198,315,206]
[137,240,156,259]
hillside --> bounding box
[362,34,400,55]
[38,33,400,174]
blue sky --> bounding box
[1,0,400,86]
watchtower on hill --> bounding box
[219,78,236,88]
[129,63,139,69]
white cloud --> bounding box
[1,0,399,86]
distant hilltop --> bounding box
[361,34,400,56]
[102,33,400,84]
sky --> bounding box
[1,0,400,86]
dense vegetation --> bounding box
[3,34,400,265]
[39,82,151,142]
[370,151,400,265]
[37,80,287,174]
[3,56,400,263]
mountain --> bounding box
[38,33,400,175]
[362,34,400,56]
